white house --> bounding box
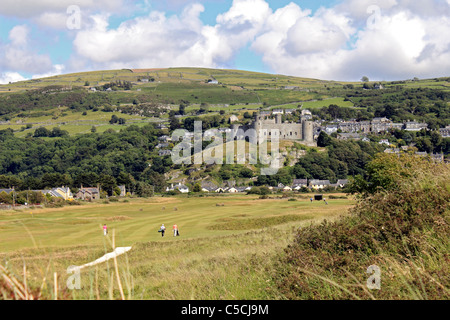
[309,180,331,189]
[166,183,189,193]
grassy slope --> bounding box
[0,194,353,299]
[274,154,449,300]
[2,67,448,137]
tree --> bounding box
[193,183,202,192]
[361,76,369,82]
[317,131,332,147]
[33,127,50,137]
[169,115,181,131]
[109,115,119,124]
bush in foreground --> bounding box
[275,154,449,300]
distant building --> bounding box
[292,179,308,189]
[336,180,349,188]
[48,186,73,201]
[76,186,100,201]
[118,185,126,197]
[371,117,392,133]
[272,109,284,115]
[309,180,331,189]
[166,183,189,194]
[439,126,450,138]
[404,121,428,132]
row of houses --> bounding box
[384,148,446,162]
[166,179,349,194]
[0,186,74,201]
[0,185,127,203]
[322,118,429,135]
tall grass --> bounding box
[274,154,449,300]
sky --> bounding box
[1,0,450,84]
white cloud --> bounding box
[71,0,273,70]
[251,0,450,80]
[0,25,54,74]
[0,72,27,85]
[0,0,128,18]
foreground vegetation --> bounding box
[275,154,449,299]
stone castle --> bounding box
[230,112,316,147]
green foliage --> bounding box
[275,154,450,300]
[0,124,164,192]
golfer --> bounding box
[173,224,178,237]
[103,224,108,236]
[160,224,166,237]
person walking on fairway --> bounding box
[103,224,108,236]
[160,224,166,237]
[173,224,179,237]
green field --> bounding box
[0,194,354,299]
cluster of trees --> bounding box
[33,127,69,138]
[0,124,171,196]
[109,115,126,125]
[311,104,372,121]
[348,87,449,128]
[101,80,133,91]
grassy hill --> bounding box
[1,67,449,138]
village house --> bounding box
[371,117,392,133]
[47,186,73,201]
[309,180,331,189]
[227,187,239,193]
[272,109,284,115]
[439,126,450,138]
[166,183,189,194]
[336,180,349,188]
[76,186,100,201]
[0,189,14,195]
[404,121,428,132]
[292,179,308,190]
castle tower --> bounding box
[276,114,282,124]
[302,120,314,144]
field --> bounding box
[0,194,354,299]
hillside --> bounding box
[0,67,449,199]
[0,67,449,139]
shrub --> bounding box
[274,154,449,300]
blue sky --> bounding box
[1,0,450,83]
